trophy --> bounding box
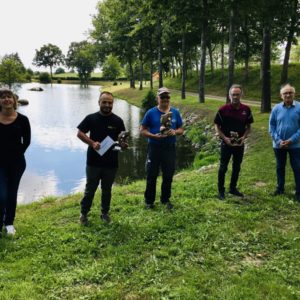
[113,131,130,151]
[160,112,173,135]
[230,131,241,145]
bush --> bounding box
[55,67,65,74]
[142,90,157,112]
[39,72,51,83]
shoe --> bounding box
[229,189,244,197]
[79,214,88,225]
[100,213,111,223]
[272,190,284,196]
[5,225,16,235]
[163,201,174,210]
[145,203,154,210]
[218,192,225,200]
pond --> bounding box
[16,83,195,204]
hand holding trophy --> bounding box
[113,131,129,151]
[230,131,241,146]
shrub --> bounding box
[142,90,157,112]
[39,72,51,83]
[55,67,65,74]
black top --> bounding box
[214,103,254,138]
[0,113,31,167]
[77,112,125,168]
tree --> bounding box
[102,54,121,80]
[0,53,26,88]
[66,41,97,87]
[33,44,64,82]
[55,67,65,74]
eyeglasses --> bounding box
[282,92,294,95]
[231,93,241,97]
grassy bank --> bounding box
[1,88,300,299]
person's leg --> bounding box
[218,144,232,195]
[160,145,176,203]
[4,159,26,226]
[0,168,8,231]
[100,167,117,215]
[144,144,160,205]
[80,166,101,216]
[229,146,244,192]
[274,148,287,193]
[288,148,300,198]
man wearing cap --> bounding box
[269,83,300,202]
[140,87,184,209]
[214,84,253,200]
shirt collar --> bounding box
[282,100,295,107]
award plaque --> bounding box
[113,131,130,151]
[230,131,241,145]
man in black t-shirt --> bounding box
[77,91,127,224]
[214,84,254,200]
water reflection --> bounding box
[16,83,194,204]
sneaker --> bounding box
[218,192,225,200]
[5,225,16,235]
[145,203,154,210]
[229,189,244,197]
[163,201,174,210]
[100,213,111,223]
[79,214,88,225]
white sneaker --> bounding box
[6,225,16,235]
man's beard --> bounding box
[100,107,112,115]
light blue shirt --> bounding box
[269,100,300,148]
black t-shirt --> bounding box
[0,113,31,167]
[77,112,125,168]
[214,103,254,138]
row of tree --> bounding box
[90,0,300,112]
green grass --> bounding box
[1,87,300,299]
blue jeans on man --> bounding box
[274,148,300,198]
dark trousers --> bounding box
[218,143,244,193]
[274,148,300,195]
[145,143,176,204]
[80,165,117,215]
[0,158,26,230]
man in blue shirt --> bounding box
[269,84,300,202]
[140,87,184,209]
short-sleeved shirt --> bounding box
[0,113,31,167]
[214,103,253,138]
[141,106,183,145]
[77,112,125,168]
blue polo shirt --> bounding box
[141,106,183,145]
[269,100,300,149]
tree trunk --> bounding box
[158,21,163,88]
[50,65,53,86]
[129,59,135,89]
[199,9,207,103]
[227,8,235,103]
[221,25,225,80]
[243,18,250,82]
[261,26,271,113]
[139,41,143,90]
[280,0,297,84]
[207,39,214,75]
[181,32,186,99]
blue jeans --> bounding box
[80,165,117,215]
[144,143,176,204]
[0,158,26,230]
[274,148,300,195]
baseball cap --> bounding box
[157,87,170,96]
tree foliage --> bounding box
[102,54,122,80]
[33,44,64,81]
[66,41,97,87]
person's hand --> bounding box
[120,141,128,149]
[223,136,232,146]
[166,129,176,136]
[155,133,168,139]
[280,140,291,149]
[92,141,100,150]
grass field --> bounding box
[0,85,299,299]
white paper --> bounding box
[96,136,116,156]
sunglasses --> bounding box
[160,94,170,100]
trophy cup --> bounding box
[160,112,173,135]
[113,131,130,151]
[230,131,241,145]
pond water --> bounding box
[16,83,195,204]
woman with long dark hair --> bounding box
[0,88,31,236]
